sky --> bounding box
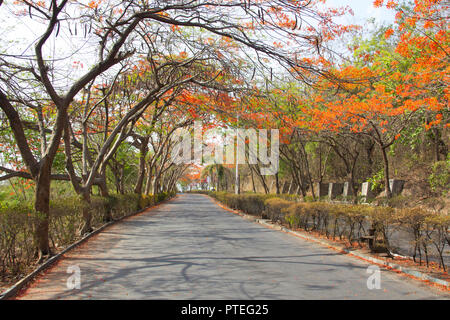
[0,1,396,52]
[0,0,399,172]
[0,0,397,93]
[325,0,395,25]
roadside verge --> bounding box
[0,195,177,300]
[205,194,450,291]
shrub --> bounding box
[284,203,305,229]
[237,194,266,215]
[139,194,155,209]
[203,191,449,271]
[397,207,433,266]
[366,206,396,250]
[0,191,174,281]
[139,191,176,210]
[278,194,302,202]
[109,194,140,218]
[304,202,332,233]
[284,202,320,231]
[424,214,450,271]
[226,194,242,209]
[263,198,292,222]
[156,192,169,203]
[386,195,411,208]
[50,196,85,248]
[0,202,35,277]
[429,159,450,196]
[342,205,370,244]
[208,191,287,217]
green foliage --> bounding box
[0,201,36,275]
[367,169,385,192]
[386,195,411,208]
[0,191,8,203]
[0,191,175,279]
[155,192,169,203]
[233,193,272,216]
[206,191,295,219]
[139,194,155,210]
[428,158,450,196]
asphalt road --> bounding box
[18,193,448,300]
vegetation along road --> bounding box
[16,194,448,300]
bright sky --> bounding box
[0,0,397,90]
[0,1,396,52]
[326,0,395,25]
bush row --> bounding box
[0,191,176,279]
[206,191,450,271]
[207,191,300,217]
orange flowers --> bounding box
[384,28,394,39]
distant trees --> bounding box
[227,0,448,199]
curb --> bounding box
[207,195,450,289]
[0,195,177,300]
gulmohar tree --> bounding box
[0,0,355,261]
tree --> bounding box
[0,0,149,260]
[0,0,368,259]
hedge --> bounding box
[0,191,176,280]
[204,191,449,271]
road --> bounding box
[17,193,448,300]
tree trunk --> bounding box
[216,173,220,191]
[365,139,375,178]
[112,162,122,194]
[80,191,93,235]
[275,172,280,194]
[433,128,440,162]
[144,164,153,195]
[381,146,392,198]
[299,140,315,199]
[119,167,125,194]
[292,168,305,197]
[253,164,269,194]
[134,165,146,194]
[134,138,149,194]
[98,171,113,222]
[34,166,51,262]
[153,175,160,195]
[250,167,256,193]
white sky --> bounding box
[326,0,395,25]
[0,1,396,53]
[0,0,398,171]
[0,0,396,92]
